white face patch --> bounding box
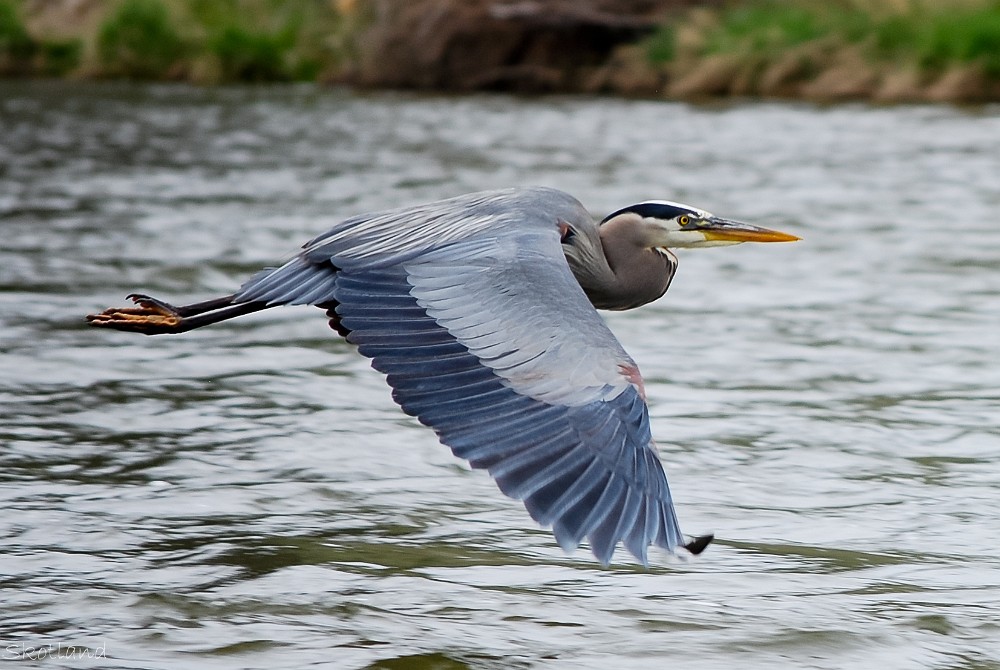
[657,228,715,247]
[642,216,682,233]
[642,217,743,249]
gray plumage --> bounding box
[563,211,678,310]
[87,186,798,565]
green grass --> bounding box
[868,3,1000,76]
[0,2,82,76]
[916,5,1000,76]
[97,0,185,78]
[88,0,346,81]
[39,39,82,76]
[0,1,35,72]
[645,0,1000,80]
[189,0,344,82]
[210,25,291,81]
[704,3,828,54]
[646,24,676,64]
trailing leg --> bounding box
[86,293,272,335]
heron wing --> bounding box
[236,190,688,564]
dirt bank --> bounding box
[5,0,1000,103]
[345,0,716,92]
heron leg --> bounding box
[86,293,271,335]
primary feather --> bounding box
[236,187,689,565]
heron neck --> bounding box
[585,219,677,310]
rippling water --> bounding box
[2,82,999,669]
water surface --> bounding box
[2,82,999,669]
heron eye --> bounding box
[679,216,691,226]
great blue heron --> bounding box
[87,187,798,565]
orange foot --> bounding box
[86,294,183,334]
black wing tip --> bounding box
[684,534,714,556]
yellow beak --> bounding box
[700,217,801,243]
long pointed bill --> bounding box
[699,217,801,243]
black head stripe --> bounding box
[601,202,697,224]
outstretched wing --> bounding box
[236,188,689,564]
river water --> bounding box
[1,82,999,669]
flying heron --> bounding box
[87,187,798,565]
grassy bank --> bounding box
[1,0,354,82]
[3,0,1000,101]
[639,0,1000,101]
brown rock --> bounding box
[925,65,988,103]
[729,56,766,96]
[349,0,715,92]
[759,43,828,97]
[585,44,664,95]
[874,67,924,103]
[22,0,105,39]
[667,53,741,97]
[799,51,877,101]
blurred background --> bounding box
[2,1,1000,669]
[2,0,1000,101]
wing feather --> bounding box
[234,188,692,564]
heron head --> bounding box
[601,201,800,249]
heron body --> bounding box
[87,187,798,565]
